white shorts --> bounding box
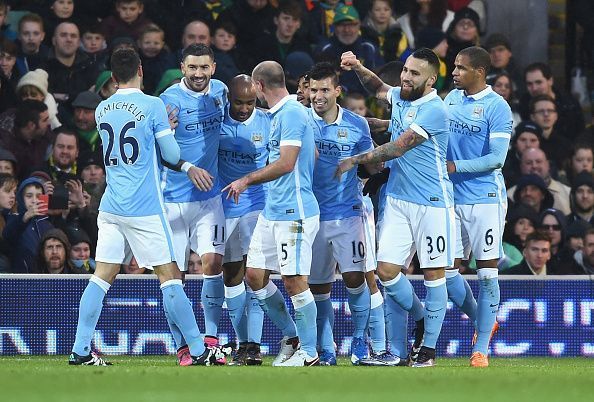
[455,202,507,261]
[165,196,226,271]
[362,196,377,273]
[246,214,319,276]
[223,210,261,264]
[377,197,455,269]
[309,216,367,285]
[95,211,175,268]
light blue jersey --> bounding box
[263,96,319,221]
[386,87,453,208]
[219,109,270,218]
[311,106,373,221]
[96,88,171,217]
[445,86,512,204]
[159,79,227,202]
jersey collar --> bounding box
[180,78,211,97]
[465,85,493,100]
[115,88,143,95]
[228,108,257,126]
[311,104,344,125]
[267,94,292,115]
[410,88,438,106]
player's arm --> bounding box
[366,117,390,133]
[448,136,510,174]
[222,145,300,204]
[335,127,425,177]
[341,51,392,101]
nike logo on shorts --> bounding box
[352,259,364,264]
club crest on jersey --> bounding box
[337,129,348,139]
[405,108,417,123]
[213,97,222,108]
[252,133,263,143]
[472,106,484,118]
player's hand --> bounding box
[222,177,249,204]
[363,167,390,195]
[447,161,456,174]
[166,105,179,130]
[335,157,356,179]
[66,179,86,209]
[340,52,360,71]
[187,166,214,191]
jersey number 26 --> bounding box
[101,121,139,167]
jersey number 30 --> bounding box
[101,121,139,166]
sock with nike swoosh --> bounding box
[446,269,477,324]
[474,268,500,354]
[202,273,224,338]
[423,277,447,349]
[347,282,370,339]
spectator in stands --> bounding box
[415,26,447,92]
[187,251,203,275]
[502,121,543,188]
[507,230,551,275]
[65,225,95,273]
[520,62,585,141]
[35,127,79,182]
[174,20,211,63]
[79,22,109,70]
[0,100,51,180]
[512,174,554,215]
[44,0,79,46]
[71,90,101,154]
[444,7,480,86]
[362,0,409,63]
[16,69,61,129]
[0,38,20,92]
[307,0,344,43]
[100,0,152,42]
[121,256,146,274]
[137,24,175,95]
[0,148,16,175]
[529,94,571,169]
[0,172,16,272]
[284,51,314,94]
[94,70,117,100]
[507,148,572,215]
[211,21,240,85]
[153,68,182,96]
[16,13,50,76]
[484,33,522,90]
[77,150,104,254]
[396,0,454,49]
[569,228,594,275]
[566,219,590,253]
[44,22,99,115]
[558,143,594,187]
[538,208,574,274]
[500,204,538,270]
[0,1,17,42]
[341,92,369,117]
[566,171,594,226]
[253,0,310,72]
[489,72,521,130]
[36,228,86,274]
[315,4,383,94]
[3,176,53,273]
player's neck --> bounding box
[319,104,339,124]
[266,88,290,108]
[464,82,487,96]
[117,77,142,90]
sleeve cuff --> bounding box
[490,132,511,140]
[280,140,302,147]
[155,128,173,139]
[409,122,429,139]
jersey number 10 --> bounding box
[101,121,140,167]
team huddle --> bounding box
[68,41,511,368]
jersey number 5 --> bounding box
[101,121,139,166]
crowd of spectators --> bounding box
[0,0,592,276]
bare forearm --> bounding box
[245,159,290,186]
[353,131,424,164]
[354,65,385,97]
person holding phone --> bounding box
[2,176,53,273]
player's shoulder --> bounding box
[341,107,368,130]
[160,82,183,99]
[210,79,228,95]
[443,88,462,104]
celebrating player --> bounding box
[223,61,320,366]
[445,46,512,367]
[338,48,454,367]
[69,48,227,366]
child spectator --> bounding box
[65,225,95,273]
[341,92,368,117]
[44,0,79,46]
[16,13,49,75]
[137,24,175,95]
[362,0,409,63]
[0,1,16,41]
[396,0,454,49]
[100,0,152,43]
[0,148,16,175]
[0,172,16,272]
[211,21,240,85]
[80,22,108,69]
[0,38,19,92]
[2,176,54,273]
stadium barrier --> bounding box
[1,274,593,357]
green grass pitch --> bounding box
[0,356,592,402]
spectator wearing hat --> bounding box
[36,228,86,274]
[415,26,448,92]
[501,204,539,270]
[64,226,96,273]
[252,1,311,74]
[315,4,383,94]
[568,228,594,275]
[484,33,522,90]
[396,0,454,49]
[0,147,16,176]
[519,62,585,142]
[16,69,62,129]
[507,148,572,215]
[566,171,594,226]
[361,0,410,63]
[0,100,52,180]
[502,121,543,188]
[444,7,480,87]
[95,70,117,99]
[43,21,99,119]
[507,230,552,276]
[70,90,101,154]
[15,13,50,76]
[512,173,554,215]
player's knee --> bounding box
[365,271,379,293]
[245,267,265,290]
[201,253,223,275]
[342,271,365,288]
[309,283,332,294]
[376,262,400,282]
